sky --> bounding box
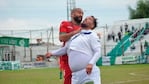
[0,0,139,45]
[0,0,138,30]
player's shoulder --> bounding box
[90,31,97,36]
[90,31,100,39]
[60,21,71,25]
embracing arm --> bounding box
[59,21,81,42]
[59,29,81,42]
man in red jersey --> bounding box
[59,8,84,84]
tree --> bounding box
[128,0,149,19]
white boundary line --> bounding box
[111,78,149,84]
[110,72,149,84]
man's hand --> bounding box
[45,52,52,58]
[86,64,93,75]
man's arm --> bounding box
[46,45,67,58]
[89,33,101,64]
[86,46,101,75]
[59,29,81,42]
[89,46,101,65]
[86,34,101,75]
[59,21,81,42]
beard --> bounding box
[81,23,88,28]
[73,16,82,24]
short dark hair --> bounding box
[91,16,97,29]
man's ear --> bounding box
[71,13,74,17]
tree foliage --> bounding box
[128,0,149,19]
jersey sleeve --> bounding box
[89,33,102,64]
[59,21,68,34]
[51,45,67,56]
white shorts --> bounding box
[71,65,101,84]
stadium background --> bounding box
[0,18,149,70]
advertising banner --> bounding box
[0,36,29,47]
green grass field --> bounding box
[0,64,149,84]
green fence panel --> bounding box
[96,57,102,66]
[0,61,20,70]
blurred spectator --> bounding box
[144,40,148,48]
[125,23,128,33]
[120,25,123,33]
[36,56,44,61]
[107,34,111,41]
[144,28,149,35]
[111,31,115,41]
[118,32,122,40]
[131,26,135,32]
[130,44,136,51]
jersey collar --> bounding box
[81,30,92,34]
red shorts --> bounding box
[60,55,72,84]
[63,63,72,84]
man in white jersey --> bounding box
[46,16,101,84]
